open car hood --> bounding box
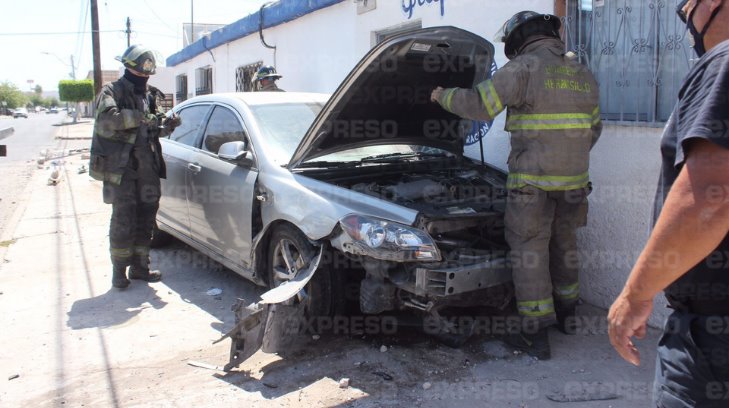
[288,26,495,168]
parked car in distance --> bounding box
[13,108,29,118]
[48,107,59,114]
[155,26,510,365]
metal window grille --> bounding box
[195,66,213,96]
[175,74,188,103]
[235,61,263,92]
[563,0,693,124]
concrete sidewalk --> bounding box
[0,121,661,407]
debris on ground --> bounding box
[206,288,223,296]
[371,371,393,381]
[546,382,620,402]
[379,345,387,353]
[8,374,19,381]
[186,360,225,372]
[338,378,350,388]
[422,382,432,390]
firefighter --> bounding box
[252,65,285,92]
[431,11,602,359]
[89,45,180,289]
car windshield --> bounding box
[250,102,324,165]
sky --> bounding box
[0,0,271,93]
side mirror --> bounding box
[218,141,254,167]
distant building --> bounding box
[85,69,121,86]
[80,67,175,116]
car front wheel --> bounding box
[267,224,331,317]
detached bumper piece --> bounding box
[415,255,511,297]
[216,299,305,372]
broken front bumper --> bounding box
[414,255,511,297]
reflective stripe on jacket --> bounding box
[438,37,602,191]
[89,78,170,185]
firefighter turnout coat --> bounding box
[436,37,602,191]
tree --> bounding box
[58,79,94,122]
[0,81,28,114]
[34,84,43,96]
[29,94,45,109]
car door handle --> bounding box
[187,163,202,174]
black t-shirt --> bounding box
[655,39,729,314]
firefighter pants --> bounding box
[104,144,161,268]
[504,185,589,328]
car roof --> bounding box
[180,92,330,108]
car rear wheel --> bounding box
[268,225,331,317]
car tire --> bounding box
[267,224,332,317]
[150,223,174,248]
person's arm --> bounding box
[608,138,729,366]
[430,60,527,121]
[94,89,145,137]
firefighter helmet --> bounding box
[495,11,562,59]
[116,45,157,75]
[252,65,282,83]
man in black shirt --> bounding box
[608,0,729,406]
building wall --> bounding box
[582,125,669,326]
[166,0,670,324]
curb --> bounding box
[0,126,14,140]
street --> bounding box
[0,120,660,407]
[0,112,72,241]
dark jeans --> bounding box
[654,310,729,407]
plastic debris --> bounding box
[423,382,432,390]
[380,345,387,353]
[206,288,223,296]
[339,378,350,388]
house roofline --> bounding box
[166,0,346,67]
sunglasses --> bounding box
[676,0,697,24]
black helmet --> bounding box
[495,11,562,59]
[252,65,282,83]
[116,45,156,75]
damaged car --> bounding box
[156,26,512,370]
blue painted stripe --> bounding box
[166,0,346,67]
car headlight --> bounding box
[339,214,441,262]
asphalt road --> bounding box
[0,112,70,240]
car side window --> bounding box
[202,106,247,154]
[170,105,209,146]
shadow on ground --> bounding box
[66,285,167,329]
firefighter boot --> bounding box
[128,256,161,282]
[555,305,578,335]
[112,264,130,289]
[502,328,551,360]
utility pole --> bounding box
[91,0,102,97]
[70,55,76,80]
[191,0,194,43]
[126,17,131,47]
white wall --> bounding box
[580,125,669,326]
[148,66,175,96]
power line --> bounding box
[0,30,122,36]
